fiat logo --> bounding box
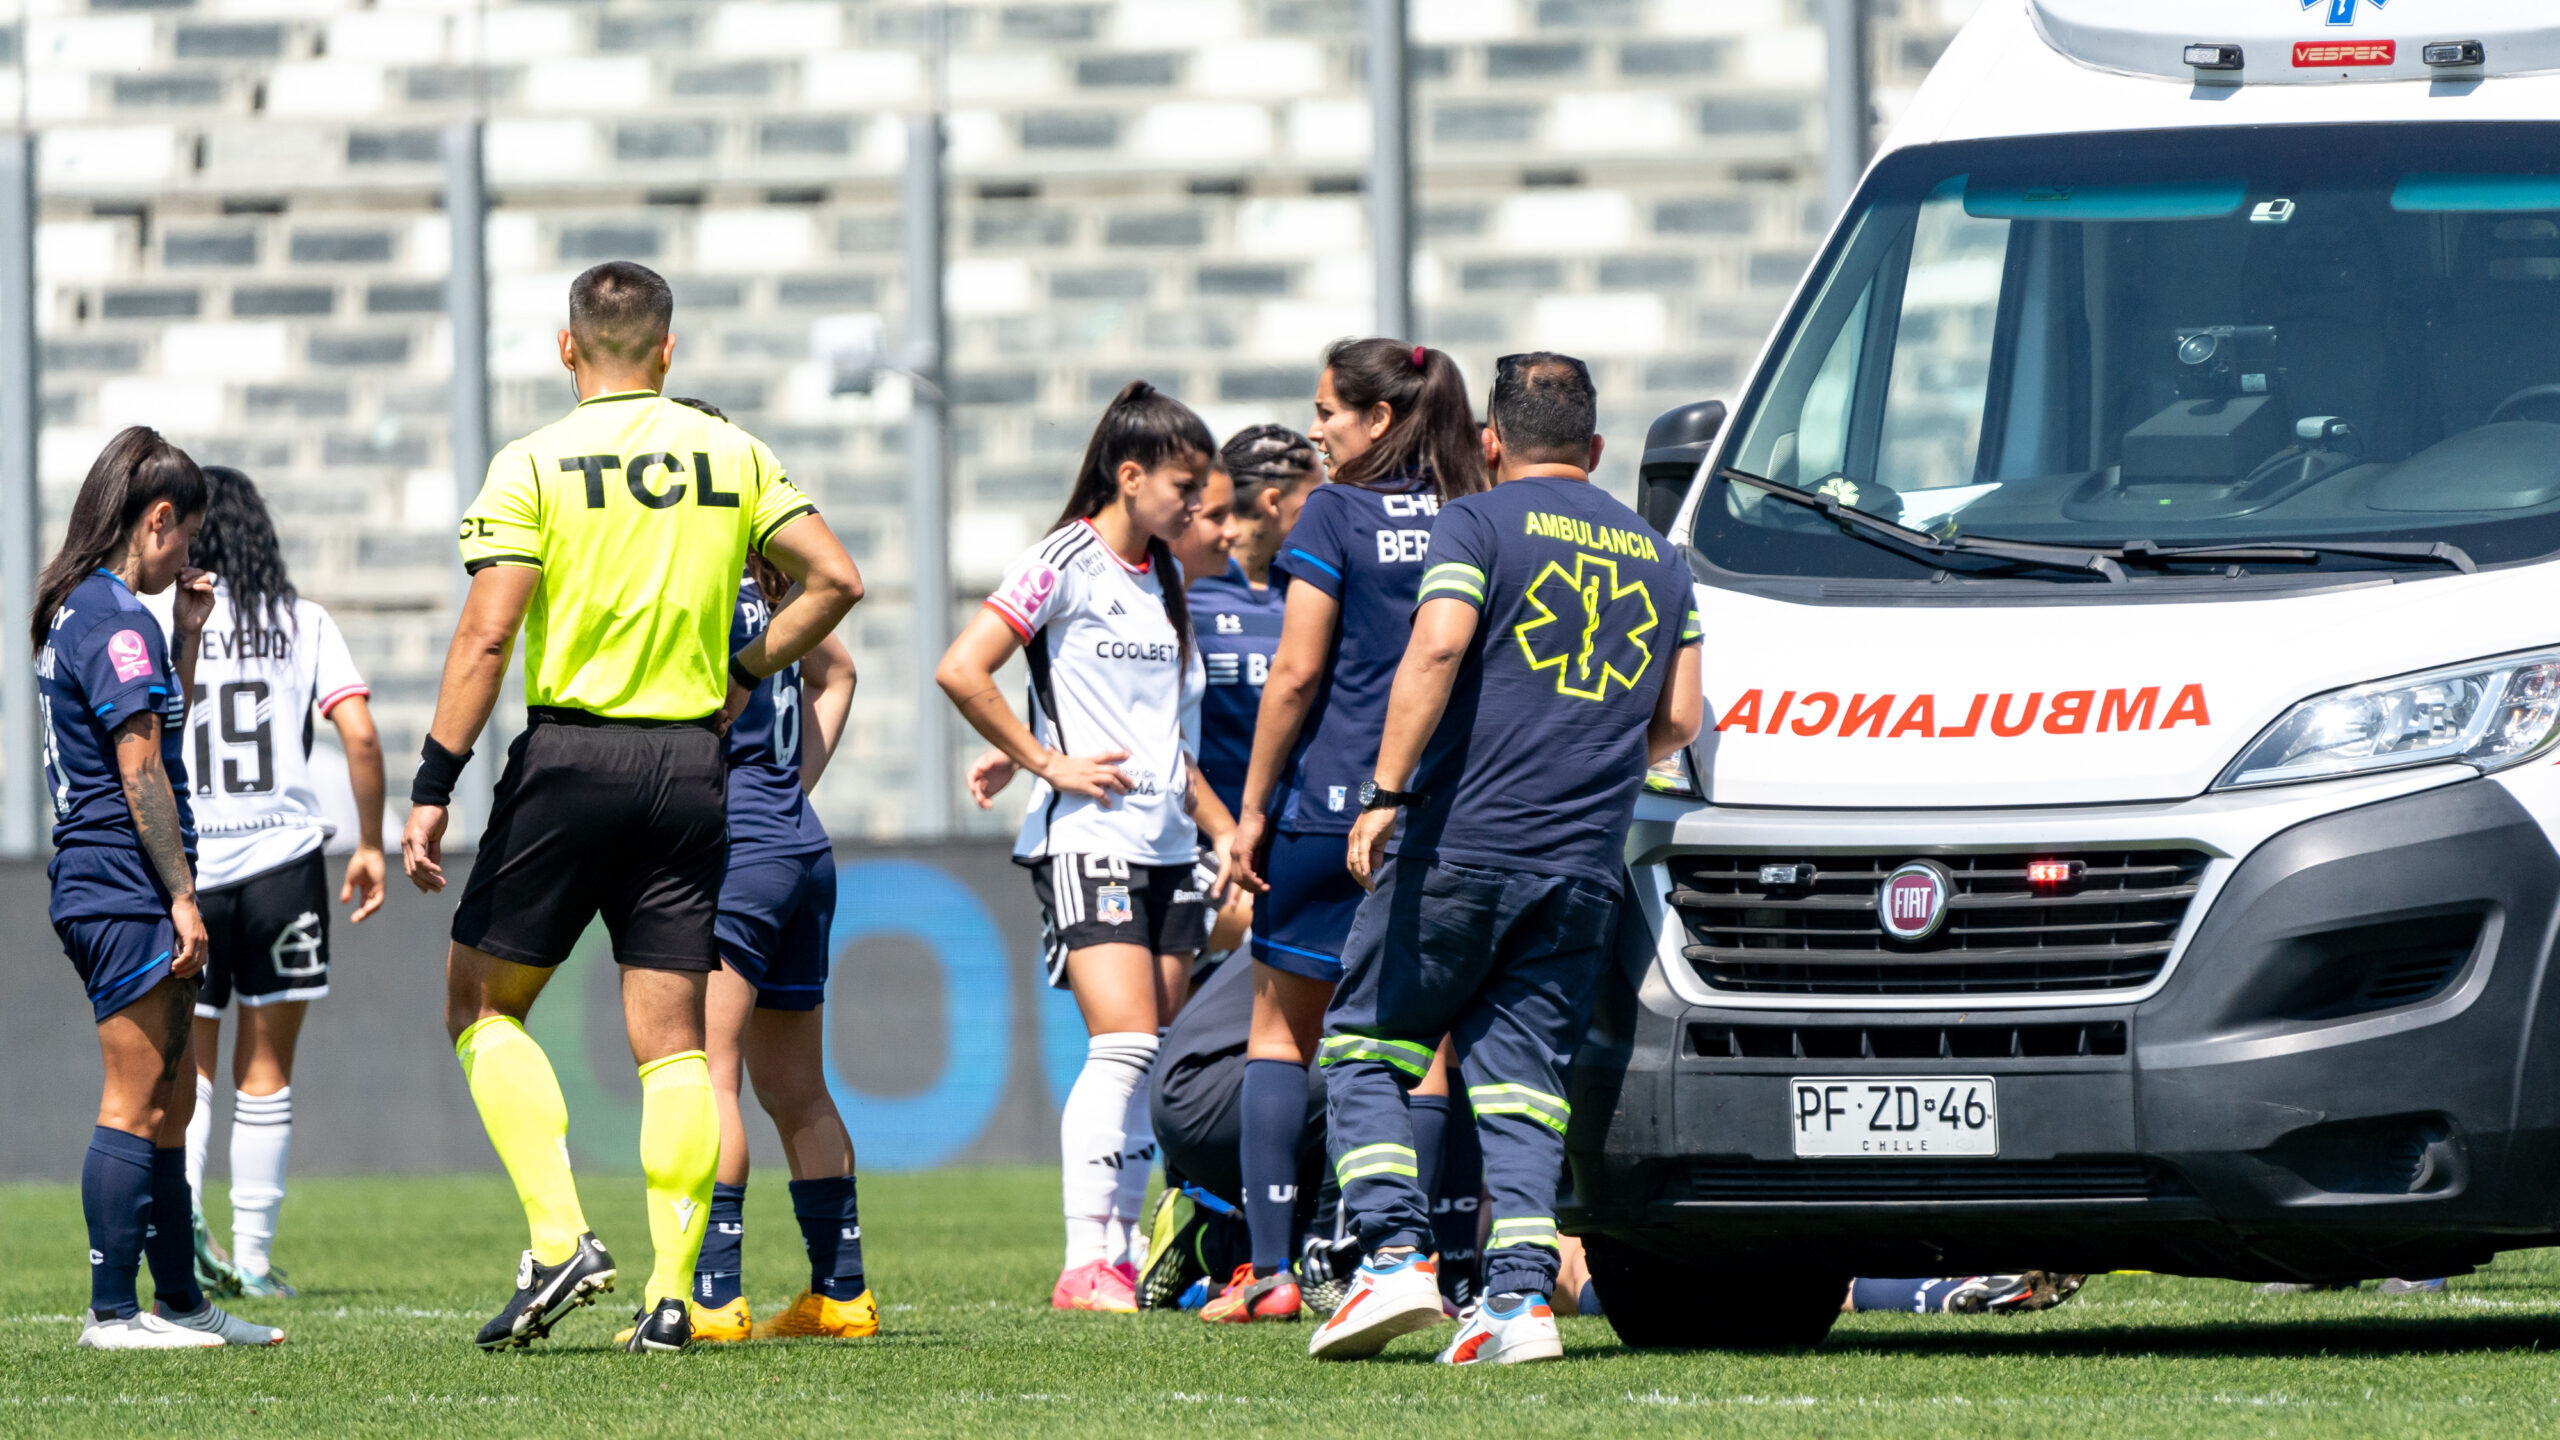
[1879,860,1953,942]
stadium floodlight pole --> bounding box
[0,131,40,858]
[903,3,953,842]
[443,118,496,838]
[1823,0,1874,222]
[1367,0,1413,340]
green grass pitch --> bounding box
[4,1169,2560,1438]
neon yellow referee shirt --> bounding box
[459,389,817,720]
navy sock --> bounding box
[81,1128,153,1320]
[1430,1090,1484,1306]
[788,1175,864,1301]
[695,1182,746,1308]
[146,1147,203,1314]
[1408,1094,1450,1224]
[1239,1059,1308,1276]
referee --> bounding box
[400,261,863,1355]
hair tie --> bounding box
[1411,345,1428,369]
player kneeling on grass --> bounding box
[40,428,281,1350]
[1307,355,1702,1367]
[172,465,388,1303]
[637,399,872,1344]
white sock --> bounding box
[229,1087,292,1277]
[1060,1032,1157,1269]
[1110,1045,1160,1269]
[184,1074,214,1211]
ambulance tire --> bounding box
[1584,1235,1844,1349]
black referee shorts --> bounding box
[453,707,727,972]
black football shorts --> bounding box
[453,708,727,972]
[1030,851,1212,988]
[196,848,332,1016]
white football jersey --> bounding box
[987,521,1204,866]
[177,588,370,891]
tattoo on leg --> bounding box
[155,980,199,1080]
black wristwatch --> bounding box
[1359,781,1425,812]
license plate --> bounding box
[1790,1077,1998,1157]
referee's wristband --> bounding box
[410,737,472,808]
[729,651,763,691]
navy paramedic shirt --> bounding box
[42,569,196,918]
[1187,558,1283,819]
[1394,476,1700,890]
[725,574,829,864]
[1268,476,1440,833]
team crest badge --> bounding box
[1097,884,1134,925]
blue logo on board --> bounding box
[2306,0,2385,26]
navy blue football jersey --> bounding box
[1186,558,1283,819]
[724,573,828,863]
[41,569,195,917]
[1267,476,1440,833]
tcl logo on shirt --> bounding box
[1714,684,2211,738]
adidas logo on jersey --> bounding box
[1106,600,1127,616]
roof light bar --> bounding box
[2423,40,2487,68]
[2184,43,2244,72]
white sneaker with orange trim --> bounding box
[1306,1251,1447,1360]
[1438,1291,1561,1366]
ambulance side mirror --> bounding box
[1638,399,1726,539]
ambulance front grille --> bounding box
[1667,850,2211,998]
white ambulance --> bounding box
[1573,0,2560,1347]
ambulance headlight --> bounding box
[1647,749,1703,798]
[2217,651,2560,789]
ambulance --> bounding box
[1570,0,2560,1346]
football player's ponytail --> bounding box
[1058,380,1217,669]
[33,427,207,653]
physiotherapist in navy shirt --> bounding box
[1307,353,1703,1366]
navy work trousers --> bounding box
[1318,854,1618,1299]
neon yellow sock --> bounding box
[455,1016,588,1266]
[638,1050,717,1305]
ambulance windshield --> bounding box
[1705,123,2560,583]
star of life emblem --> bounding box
[2306,0,2383,25]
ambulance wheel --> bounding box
[1584,1235,1844,1349]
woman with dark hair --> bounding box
[1208,341,1486,1324]
[36,428,277,1349]
[172,466,385,1301]
[938,381,1227,1313]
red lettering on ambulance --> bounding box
[1716,689,1764,733]
[1767,689,1797,733]
[1990,693,2042,737]
[1791,692,1839,736]
[2044,690,2094,735]
[1888,695,1936,739]
[1839,694,1895,738]
[1939,693,1986,738]
[2099,687,2159,733]
[2161,684,2211,729]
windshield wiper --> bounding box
[2117,539,2477,574]
[1719,468,2128,582]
